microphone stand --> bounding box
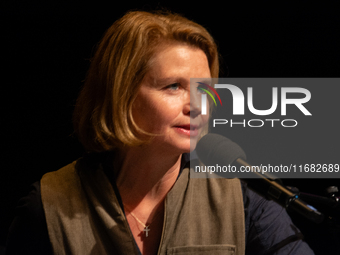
[296,190,340,227]
[235,158,325,224]
[285,187,340,254]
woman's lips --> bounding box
[174,124,199,137]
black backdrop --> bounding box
[2,1,340,254]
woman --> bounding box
[6,10,314,255]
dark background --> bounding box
[2,1,340,254]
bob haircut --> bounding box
[73,10,219,152]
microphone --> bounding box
[196,133,324,224]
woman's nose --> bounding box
[185,90,201,118]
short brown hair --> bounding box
[73,10,219,152]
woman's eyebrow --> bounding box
[196,79,212,85]
[154,77,184,85]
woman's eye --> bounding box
[167,83,180,90]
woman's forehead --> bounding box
[147,45,210,77]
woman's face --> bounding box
[132,44,211,154]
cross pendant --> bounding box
[143,226,150,237]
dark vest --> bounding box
[41,157,245,254]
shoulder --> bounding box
[241,181,315,255]
[6,153,114,255]
[40,153,109,197]
[40,160,79,200]
[5,155,99,255]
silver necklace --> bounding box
[124,204,163,237]
[129,211,151,237]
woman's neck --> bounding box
[114,145,182,208]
